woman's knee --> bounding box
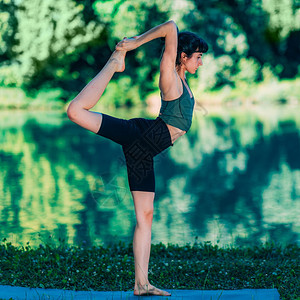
[136,208,154,227]
[131,191,155,226]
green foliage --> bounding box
[0,240,299,300]
[0,0,17,59]
[263,0,299,41]
[0,0,102,88]
[232,57,261,87]
[99,75,141,108]
[0,0,299,107]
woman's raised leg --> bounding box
[67,50,126,133]
[132,191,171,296]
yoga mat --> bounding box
[0,285,280,299]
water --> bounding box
[0,106,299,248]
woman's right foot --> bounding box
[134,283,171,296]
[109,50,126,72]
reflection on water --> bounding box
[0,107,299,247]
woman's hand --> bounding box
[115,36,139,51]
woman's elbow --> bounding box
[67,100,78,122]
[167,20,177,30]
[167,20,176,26]
[166,20,178,35]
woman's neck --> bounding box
[176,65,186,80]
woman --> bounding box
[67,20,208,296]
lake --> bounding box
[0,106,299,248]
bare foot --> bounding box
[109,50,126,72]
[134,283,171,296]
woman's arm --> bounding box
[158,21,178,96]
[115,20,177,52]
[116,20,178,97]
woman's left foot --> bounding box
[134,283,171,296]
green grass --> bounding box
[0,240,299,300]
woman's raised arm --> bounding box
[115,20,178,53]
[116,20,178,97]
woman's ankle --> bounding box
[134,280,150,288]
[109,50,126,72]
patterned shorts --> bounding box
[96,113,173,192]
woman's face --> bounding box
[181,52,203,74]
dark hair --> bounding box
[176,31,208,66]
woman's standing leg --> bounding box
[132,191,171,296]
[67,50,126,133]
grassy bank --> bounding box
[0,240,299,300]
[192,77,300,107]
[0,77,299,111]
[0,87,65,110]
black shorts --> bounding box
[96,113,173,193]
